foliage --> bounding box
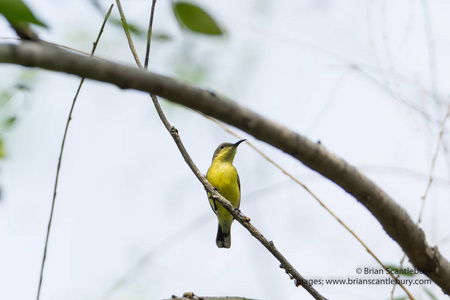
[0,72,35,158]
[172,1,224,36]
[0,0,47,27]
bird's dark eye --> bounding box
[220,145,226,149]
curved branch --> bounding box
[0,41,449,295]
[169,127,326,300]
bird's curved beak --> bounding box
[234,139,246,147]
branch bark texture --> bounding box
[1,42,449,295]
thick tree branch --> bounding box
[0,42,449,295]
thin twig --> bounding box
[367,0,388,104]
[115,0,142,68]
[114,2,327,299]
[351,65,438,125]
[418,101,450,223]
[420,0,450,180]
[305,67,351,133]
[35,5,114,300]
[380,0,405,106]
[144,0,157,69]
[420,0,439,106]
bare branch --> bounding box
[34,6,114,300]
[144,0,157,69]
[166,297,253,300]
[115,0,142,68]
[419,102,450,223]
[165,296,252,300]
[0,42,449,295]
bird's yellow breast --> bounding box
[206,161,241,221]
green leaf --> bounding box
[173,1,224,36]
[5,116,17,128]
[0,0,47,27]
[152,32,172,42]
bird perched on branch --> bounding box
[206,139,245,248]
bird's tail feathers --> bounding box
[216,224,231,248]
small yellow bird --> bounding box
[206,139,245,248]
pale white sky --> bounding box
[1,1,450,299]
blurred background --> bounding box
[1,0,450,299]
